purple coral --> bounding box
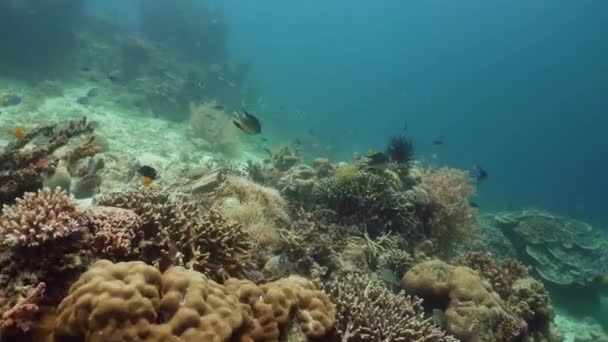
[0,188,85,247]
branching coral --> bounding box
[323,273,457,342]
[0,188,85,247]
[0,118,94,204]
[96,189,254,281]
[88,206,141,261]
[190,101,241,157]
[0,282,45,332]
[54,260,336,341]
[420,167,477,248]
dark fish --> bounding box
[261,137,268,142]
[212,104,225,111]
[307,128,315,136]
[233,108,261,135]
[294,138,302,146]
[263,148,272,157]
[87,88,98,97]
[137,165,157,180]
[0,95,21,107]
[473,165,488,182]
[76,97,90,105]
[365,152,390,169]
[81,66,91,72]
[107,70,122,83]
[432,140,444,146]
[469,201,479,208]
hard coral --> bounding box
[55,260,336,342]
[494,209,608,286]
[96,189,253,281]
[420,167,477,248]
[0,188,85,247]
[452,251,528,300]
[0,118,94,204]
[323,273,457,342]
[88,206,141,260]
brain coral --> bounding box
[54,260,335,342]
[0,187,85,247]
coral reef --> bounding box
[88,206,141,261]
[0,118,94,204]
[96,189,253,281]
[54,259,335,341]
[0,188,85,247]
[323,273,457,342]
[403,259,559,342]
[420,167,477,249]
[494,209,608,286]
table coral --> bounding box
[324,273,457,342]
[54,260,336,342]
[494,209,608,286]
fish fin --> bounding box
[234,120,251,134]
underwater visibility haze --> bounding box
[0,0,607,341]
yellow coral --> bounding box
[333,163,359,185]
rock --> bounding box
[191,171,223,194]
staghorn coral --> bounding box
[88,206,141,261]
[190,101,241,157]
[323,273,457,342]
[0,282,45,332]
[54,259,335,342]
[494,209,608,286]
[0,188,85,248]
[0,117,94,204]
[420,167,477,249]
[96,189,253,281]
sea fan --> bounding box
[385,134,414,164]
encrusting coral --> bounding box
[54,259,336,342]
[323,273,457,342]
[0,118,94,204]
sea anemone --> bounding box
[385,134,414,164]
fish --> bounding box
[263,148,272,157]
[14,127,25,138]
[107,70,122,83]
[76,97,90,105]
[1,95,21,107]
[432,140,444,146]
[469,201,479,208]
[142,176,153,186]
[81,66,91,72]
[212,104,225,111]
[472,165,488,182]
[137,165,158,180]
[261,137,268,142]
[233,108,261,135]
[294,138,302,146]
[87,88,98,97]
[365,152,390,169]
[307,128,316,136]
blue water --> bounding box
[86,0,608,227]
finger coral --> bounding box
[323,273,457,342]
[54,260,336,342]
[0,187,85,247]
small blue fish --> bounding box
[1,95,21,107]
